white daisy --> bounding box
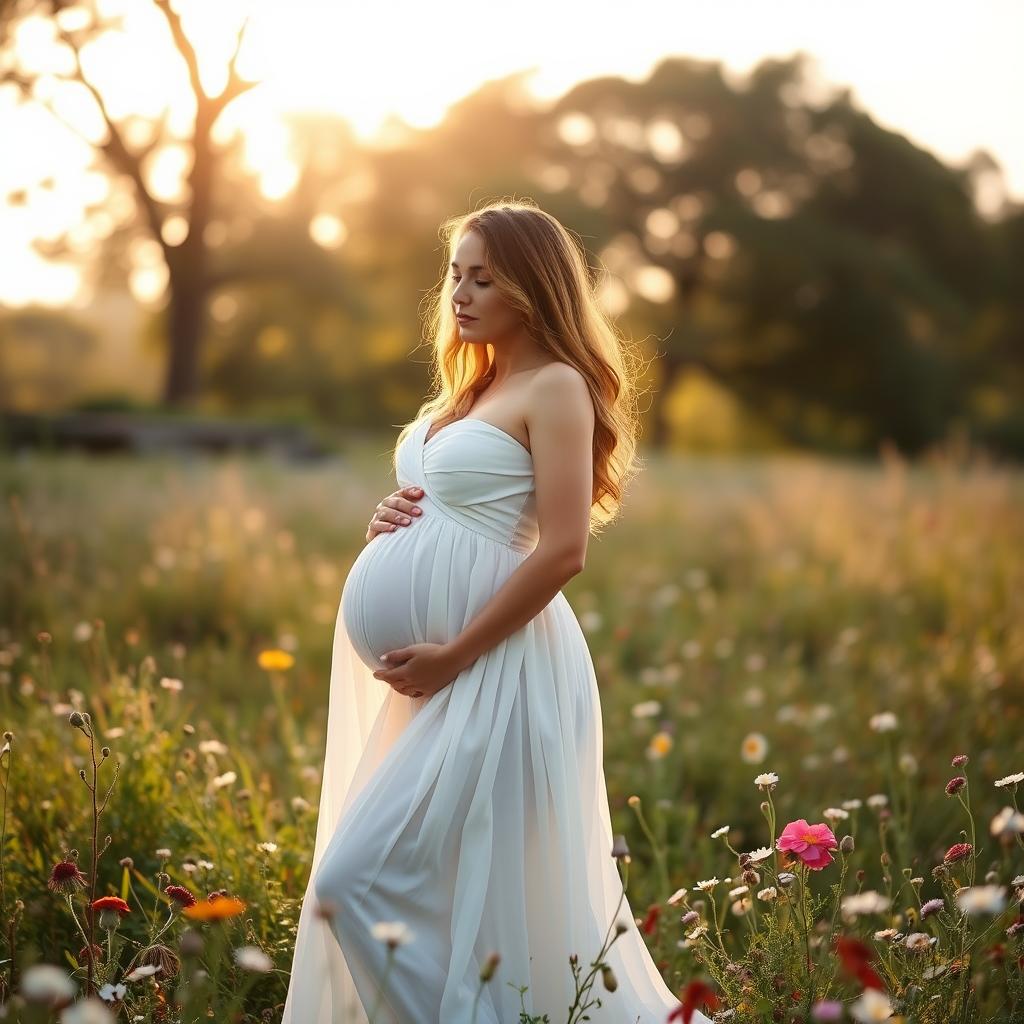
[693,877,720,892]
[990,807,1024,836]
[868,711,898,733]
[994,772,1024,787]
[754,772,779,788]
[850,988,894,1022]
[97,982,126,1002]
[371,921,414,947]
[955,885,1008,916]
[124,964,159,982]
[745,846,773,863]
[711,825,730,839]
[233,946,274,972]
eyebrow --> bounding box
[450,262,487,271]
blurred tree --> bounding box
[0,308,96,409]
[542,53,1003,453]
[0,0,357,406]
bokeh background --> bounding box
[1,2,1023,1021]
[2,0,1023,454]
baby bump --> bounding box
[341,529,432,671]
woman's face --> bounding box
[450,231,521,344]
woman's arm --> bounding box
[443,362,595,674]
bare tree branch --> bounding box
[210,13,258,117]
[52,22,171,254]
[152,0,205,102]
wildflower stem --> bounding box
[65,894,92,953]
[706,891,728,958]
[86,720,98,997]
[629,799,670,897]
[797,866,812,988]
[367,945,396,1024]
[567,861,631,1023]
[955,786,977,888]
[0,736,12,923]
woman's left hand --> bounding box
[372,642,463,699]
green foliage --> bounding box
[0,439,1022,1021]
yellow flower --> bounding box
[258,649,294,671]
[740,731,768,764]
[182,896,247,921]
[648,732,673,758]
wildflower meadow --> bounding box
[1,438,1022,1023]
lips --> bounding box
[456,314,476,323]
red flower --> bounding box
[91,895,131,916]
[668,979,720,1022]
[77,943,104,965]
[834,935,886,991]
[641,903,661,935]
[943,842,973,864]
[48,859,88,895]
[165,884,197,908]
[945,776,967,795]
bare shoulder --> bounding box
[527,362,593,420]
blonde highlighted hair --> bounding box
[395,198,650,535]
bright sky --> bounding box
[2,0,1021,308]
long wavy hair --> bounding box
[394,198,650,535]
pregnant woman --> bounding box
[282,201,710,1023]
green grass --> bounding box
[0,439,1021,1022]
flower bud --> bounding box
[840,835,855,853]
[97,908,121,930]
[69,712,85,728]
[601,965,618,992]
[610,834,630,860]
[479,951,501,982]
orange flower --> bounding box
[91,896,131,916]
[257,649,294,671]
[183,896,247,921]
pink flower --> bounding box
[776,819,839,870]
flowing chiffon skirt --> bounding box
[281,415,709,1023]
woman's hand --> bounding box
[372,643,463,700]
[366,485,424,542]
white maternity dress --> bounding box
[281,413,709,1024]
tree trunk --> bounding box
[163,270,206,406]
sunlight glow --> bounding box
[1,0,1021,307]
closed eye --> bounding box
[451,276,490,288]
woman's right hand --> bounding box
[365,485,425,542]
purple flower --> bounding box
[921,897,944,918]
[811,1000,844,1021]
